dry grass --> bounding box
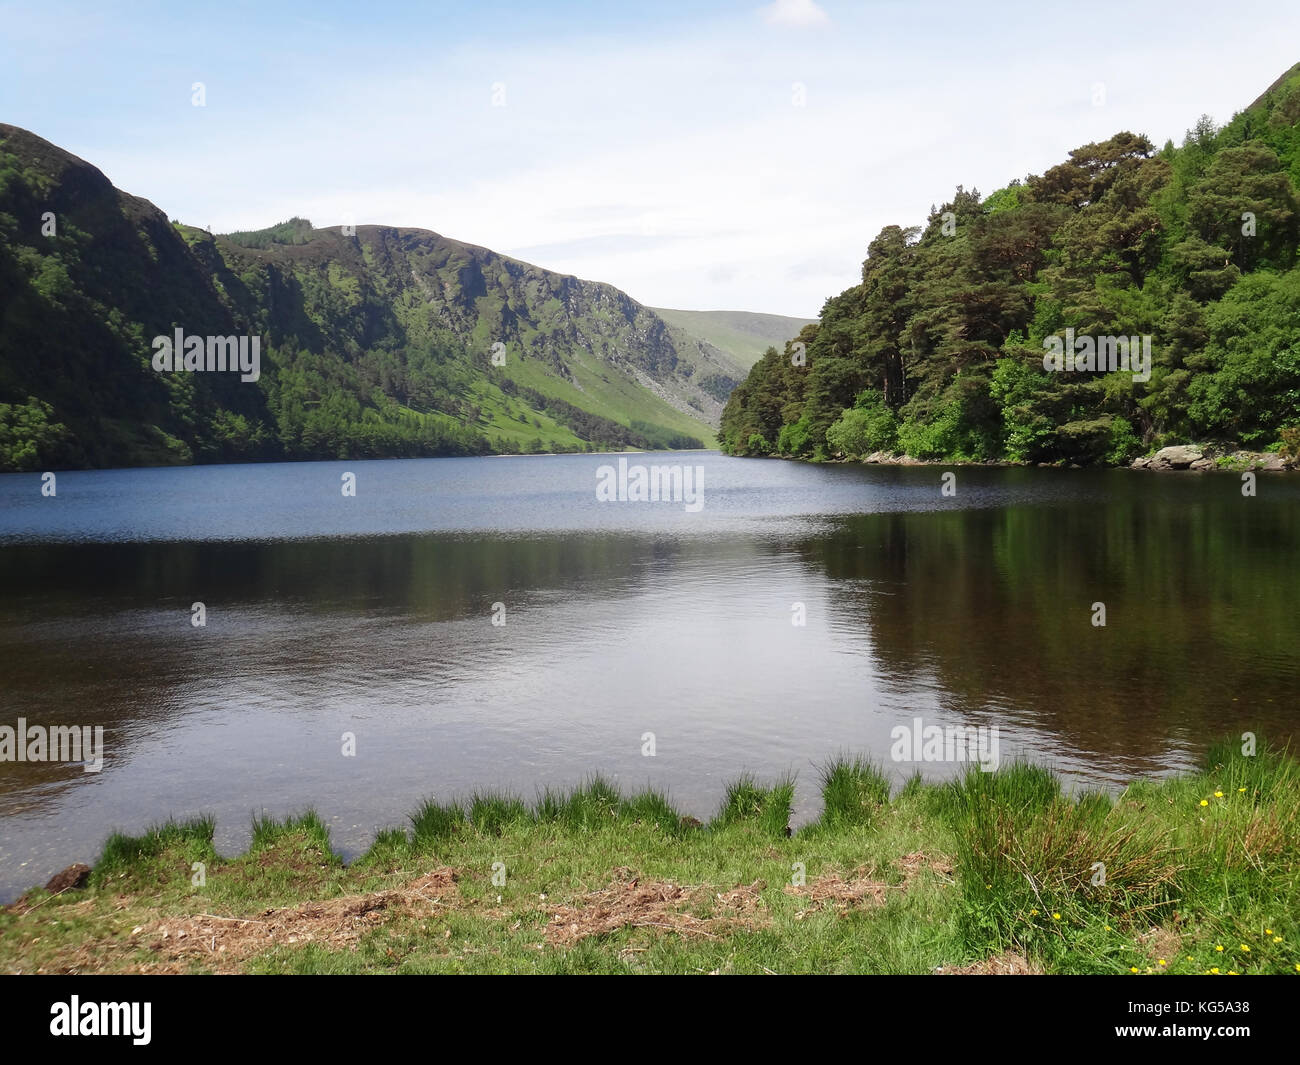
[939,951,1041,975]
[783,852,952,915]
[544,871,769,946]
[15,868,460,975]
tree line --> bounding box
[721,68,1300,466]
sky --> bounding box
[3,0,1299,318]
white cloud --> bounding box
[760,0,831,28]
[31,0,1300,317]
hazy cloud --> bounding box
[761,0,831,28]
[7,1,1300,316]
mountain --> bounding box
[721,65,1300,466]
[0,125,741,471]
[650,308,817,371]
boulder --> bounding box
[1189,457,1215,471]
[1148,445,1203,470]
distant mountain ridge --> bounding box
[0,125,755,470]
[651,308,817,371]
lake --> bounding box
[1,451,1297,902]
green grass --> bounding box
[618,789,684,836]
[651,307,815,372]
[816,757,891,829]
[467,792,531,836]
[4,741,1299,975]
[410,798,467,848]
[250,809,334,853]
[709,772,795,838]
[506,352,717,449]
[535,775,624,830]
[91,816,218,886]
[940,743,1300,973]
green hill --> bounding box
[651,307,817,371]
[721,65,1300,466]
[0,125,733,471]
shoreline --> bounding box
[801,442,1296,473]
[4,740,1297,975]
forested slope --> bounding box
[721,64,1300,467]
[0,126,728,471]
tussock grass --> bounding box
[816,757,891,829]
[467,793,531,836]
[936,759,1060,819]
[91,816,217,884]
[410,799,467,848]
[535,776,624,830]
[949,786,1181,967]
[943,740,1299,973]
[355,827,411,871]
[250,810,334,854]
[710,773,795,838]
[406,777,690,850]
[619,789,686,835]
[896,771,927,804]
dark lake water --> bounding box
[1,451,1297,901]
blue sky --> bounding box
[3,0,1299,317]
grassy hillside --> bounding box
[0,126,724,471]
[652,307,816,371]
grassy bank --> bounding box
[3,741,1298,975]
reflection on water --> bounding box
[0,452,1296,901]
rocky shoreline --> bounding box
[1128,444,1290,472]
[848,445,1294,472]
